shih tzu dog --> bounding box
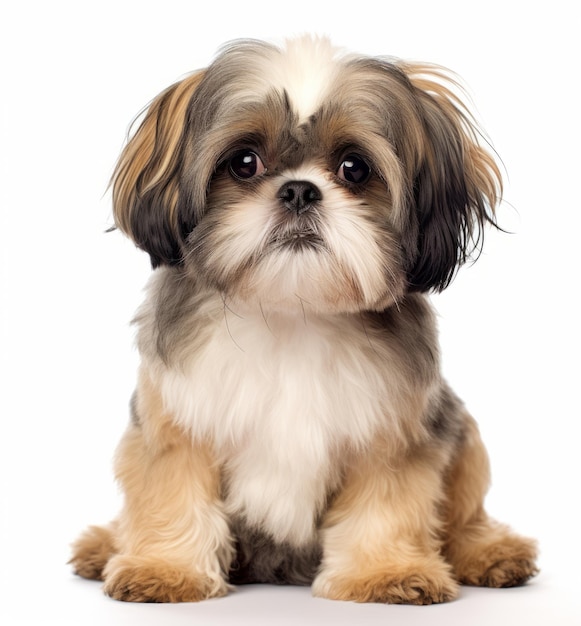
[71,36,538,604]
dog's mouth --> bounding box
[267,214,326,252]
[268,229,326,252]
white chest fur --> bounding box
[156,304,396,546]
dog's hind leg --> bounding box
[70,523,118,581]
[441,414,539,588]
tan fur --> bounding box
[70,524,117,581]
[312,414,537,604]
[72,408,537,603]
[82,368,234,602]
[442,416,539,587]
[112,70,206,241]
[312,436,459,604]
[402,63,503,211]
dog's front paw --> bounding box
[313,563,459,605]
[103,555,228,603]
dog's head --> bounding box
[113,36,501,313]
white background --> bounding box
[1,1,579,624]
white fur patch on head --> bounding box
[231,35,345,123]
[276,36,346,121]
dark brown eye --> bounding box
[229,151,266,179]
[337,154,371,184]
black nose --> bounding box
[277,180,322,215]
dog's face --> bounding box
[113,37,500,313]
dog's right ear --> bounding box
[111,71,205,267]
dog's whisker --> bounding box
[221,297,245,352]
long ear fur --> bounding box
[112,71,205,267]
[401,65,502,292]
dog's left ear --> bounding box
[402,66,502,292]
